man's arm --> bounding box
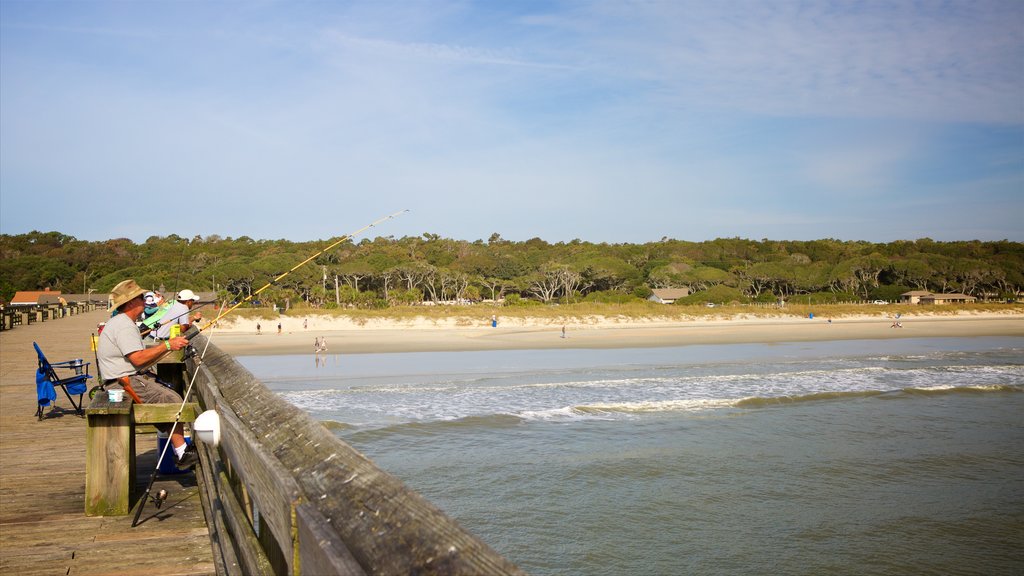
[125,336,190,369]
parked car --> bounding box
[872,300,888,305]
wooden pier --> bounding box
[0,309,215,576]
[1,307,524,575]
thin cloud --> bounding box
[568,1,1024,124]
[323,32,577,70]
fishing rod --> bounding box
[136,209,409,371]
[202,208,409,332]
[138,301,210,338]
[131,209,408,526]
[131,327,212,527]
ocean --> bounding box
[239,337,1024,575]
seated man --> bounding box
[154,289,202,340]
[98,279,197,469]
[140,291,170,343]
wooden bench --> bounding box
[84,395,199,516]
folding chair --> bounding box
[33,342,92,420]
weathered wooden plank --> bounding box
[214,467,276,576]
[193,440,237,576]
[295,502,366,576]
[0,308,214,576]
[85,409,135,516]
[213,388,304,555]
[86,394,133,415]
[133,402,199,424]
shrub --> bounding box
[503,293,541,306]
[584,290,638,304]
[677,285,747,305]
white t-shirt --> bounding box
[97,312,144,379]
[155,301,189,339]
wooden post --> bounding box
[84,398,199,516]
[85,396,134,516]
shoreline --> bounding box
[207,313,1024,356]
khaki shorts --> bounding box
[107,373,183,404]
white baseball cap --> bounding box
[143,292,157,305]
[177,289,199,302]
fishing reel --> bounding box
[181,344,198,361]
[150,489,168,509]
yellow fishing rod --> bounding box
[201,208,409,333]
[136,209,408,370]
[131,209,409,526]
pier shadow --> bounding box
[37,405,84,420]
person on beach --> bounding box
[561,325,567,338]
[256,322,261,335]
[278,322,282,334]
[154,289,202,340]
[304,318,308,330]
[97,279,197,469]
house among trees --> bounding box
[900,291,977,305]
[9,288,63,306]
[648,288,690,304]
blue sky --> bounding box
[1,0,1022,244]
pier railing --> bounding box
[0,300,103,331]
[186,334,525,576]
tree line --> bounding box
[2,231,1021,308]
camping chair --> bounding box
[33,341,92,420]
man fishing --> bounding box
[154,289,202,340]
[98,279,198,469]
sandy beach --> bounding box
[205,312,1024,356]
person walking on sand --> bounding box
[256,322,261,335]
[561,325,567,338]
[304,318,308,330]
[277,322,282,334]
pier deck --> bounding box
[0,309,215,576]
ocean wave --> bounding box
[734,390,887,407]
[900,383,1023,396]
[560,383,1024,416]
[321,420,356,432]
[323,381,1024,436]
[574,398,738,414]
[346,413,526,441]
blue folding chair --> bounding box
[33,342,92,420]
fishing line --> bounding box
[135,209,408,372]
[199,209,409,333]
[131,320,217,527]
[131,210,409,524]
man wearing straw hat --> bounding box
[98,279,198,469]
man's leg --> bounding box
[129,374,197,467]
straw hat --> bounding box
[110,279,147,309]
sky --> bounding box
[1,0,1022,245]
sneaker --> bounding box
[175,444,199,470]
